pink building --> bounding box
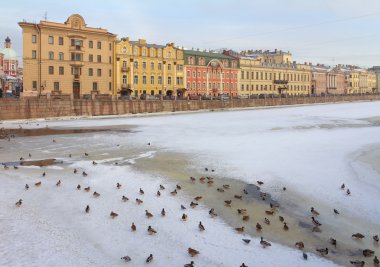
[312,64,346,95]
[1,37,19,77]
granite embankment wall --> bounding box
[0,95,379,121]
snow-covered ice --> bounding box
[1,101,380,266]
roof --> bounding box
[129,41,165,49]
[184,50,233,60]
[1,47,18,60]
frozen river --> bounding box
[1,101,379,266]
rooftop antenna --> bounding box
[43,11,48,21]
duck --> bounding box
[363,249,374,257]
[279,216,284,222]
[311,217,322,226]
[265,210,274,215]
[181,204,187,210]
[264,218,270,225]
[184,261,194,267]
[329,238,337,247]
[28,153,32,158]
[260,237,271,248]
[116,183,121,189]
[84,186,91,192]
[161,208,166,216]
[56,180,61,186]
[145,210,153,218]
[205,167,208,171]
[35,181,42,187]
[160,184,165,190]
[188,248,199,257]
[209,208,217,217]
[147,142,151,146]
[243,189,248,194]
[194,196,202,201]
[121,256,131,262]
[92,161,97,165]
[295,241,304,249]
[341,183,345,190]
[176,184,182,190]
[240,264,248,267]
[256,223,262,231]
[217,188,225,193]
[157,190,161,197]
[303,252,308,260]
[147,226,157,234]
[311,207,320,216]
[84,153,89,156]
[316,248,328,256]
[199,177,206,183]
[3,164,9,170]
[199,221,205,231]
[122,195,129,202]
[237,209,247,215]
[170,189,177,196]
[346,189,351,195]
[139,188,144,195]
[13,166,18,170]
[373,235,379,242]
[42,172,46,177]
[224,200,232,206]
[270,203,280,208]
[283,187,287,191]
[146,254,153,263]
[77,184,81,190]
[15,199,22,207]
[182,213,188,221]
[349,261,365,267]
[234,195,243,200]
[110,211,118,218]
[334,209,340,215]
[131,223,136,231]
[93,191,100,197]
[312,226,321,233]
[207,180,214,186]
[85,205,90,213]
[223,184,230,189]
[136,198,143,205]
[352,233,365,239]
[82,171,88,177]
[242,215,250,221]
[190,177,196,182]
[74,169,77,174]
[25,184,29,190]
[235,226,244,233]
[374,256,379,265]
[242,239,251,244]
[257,181,264,185]
[283,222,289,231]
[190,202,198,208]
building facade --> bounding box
[338,66,377,94]
[311,64,346,95]
[368,66,380,93]
[1,37,19,77]
[116,38,184,98]
[184,50,239,96]
[225,50,312,96]
[19,14,116,98]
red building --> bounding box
[184,50,239,96]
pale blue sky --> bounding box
[2,0,380,67]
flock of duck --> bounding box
[2,137,380,267]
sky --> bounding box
[1,0,380,67]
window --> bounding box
[109,56,112,64]
[134,75,138,84]
[89,54,93,62]
[32,35,37,43]
[134,61,138,69]
[151,62,154,70]
[122,75,127,84]
[97,55,101,63]
[32,81,37,90]
[48,66,54,75]
[186,71,190,78]
[54,82,60,91]
[193,71,196,78]
[150,76,154,84]
[187,82,190,89]
[142,62,146,69]
[122,46,127,54]
[97,41,101,49]
[158,63,162,70]
[58,37,63,45]
[59,52,64,61]
[192,82,195,89]
[59,66,64,75]
[32,50,37,59]
[71,53,82,61]
[142,49,146,56]
[97,69,102,77]
[92,82,98,91]
[168,64,171,70]
[150,90,154,95]
[168,76,172,85]
[49,51,54,60]
[109,69,112,77]
[88,68,93,76]
[89,41,93,48]
[109,43,112,51]
[122,61,127,68]
[198,72,201,78]
[143,76,147,84]
[158,76,162,85]
[48,36,54,44]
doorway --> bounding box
[73,82,80,99]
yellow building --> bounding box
[18,14,116,98]
[340,66,377,94]
[225,50,312,96]
[116,38,185,98]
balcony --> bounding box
[274,80,289,84]
[70,45,84,52]
[121,66,129,72]
[74,74,80,81]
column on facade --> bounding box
[130,59,134,89]
[220,67,223,95]
[206,67,209,95]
